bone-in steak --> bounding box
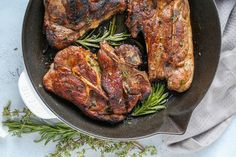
[98,41,151,115]
[126,0,194,92]
[43,44,151,122]
[44,0,126,49]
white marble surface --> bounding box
[0,0,236,156]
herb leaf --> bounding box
[2,103,157,157]
[75,16,130,49]
[132,83,169,116]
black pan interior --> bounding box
[22,0,221,140]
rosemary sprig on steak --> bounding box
[132,83,169,117]
[76,16,130,49]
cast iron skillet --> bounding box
[22,0,221,140]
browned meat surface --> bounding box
[44,0,126,49]
[98,41,151,114]
[115,44,142,67]
[126,0,194,92]
[43,44,151,122]
[43,46,124,122]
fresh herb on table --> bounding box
[2,102,157,157]
[132,83,169,117]
[75,16,131,49]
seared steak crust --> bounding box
[43,44,151,122]
[43,46,125,122]
[126,0,194,92]
[44,0,126,49]
[98,42,151,115]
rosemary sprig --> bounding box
[2,103,157,157]
[75,16,131,49]
[132,83,169,117]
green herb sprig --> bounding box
[132,83,169,117]
[2,103,157,157]
[75,16,130,49]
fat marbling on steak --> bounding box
[126,0,194,92]
[43,44,151,122]
[44,0,126,49]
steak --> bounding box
[126,0,194,92]
[98,41,151,114]
[43,44,151,122]
[43,46,122,122]
[44,0,126,49]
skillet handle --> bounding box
[18,70,57,119]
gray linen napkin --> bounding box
[164,0,236,153]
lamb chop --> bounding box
[44,0,126,49]
[43,46,125,122]
[126,0,194,92]
[43,44,151,122]
[98,41,151,115]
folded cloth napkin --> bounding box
[164,0,236,153]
